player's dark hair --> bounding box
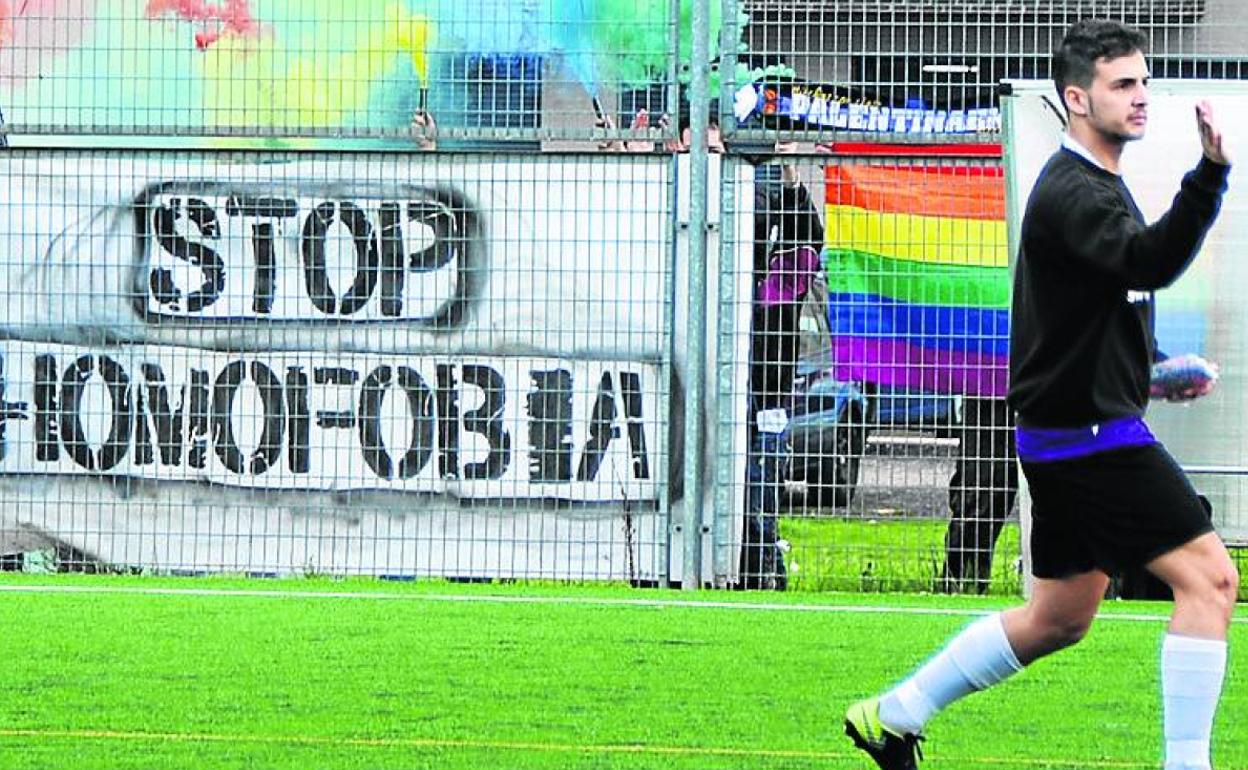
[1053,20,1148,109]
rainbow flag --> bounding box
[823,164,1010,397]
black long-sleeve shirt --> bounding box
[1007,147,1228,427]
[750,178,825,411]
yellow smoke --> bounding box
[198,3,431,129]
[386,2,429,85]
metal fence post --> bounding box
[681,0,711,589]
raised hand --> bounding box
[660,113,687,153]
[774,139,800,187]
[625,108,655,153]
[1196,100,1230,165]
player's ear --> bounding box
[1064,85,1090,118]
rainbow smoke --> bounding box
[3,0,433,134]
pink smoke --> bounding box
[1,0,96,87]
[0,1,15,47]
[146,0,260,50]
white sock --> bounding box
[1163,634,1227,770]
[878,613,1023,735]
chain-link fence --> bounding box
[717,148,1019,594]
[716,0,1248,596]
[0,146,678,579]
[1,2,1247,590]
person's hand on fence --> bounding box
[666,117,724,154]
[595,111,624,151]
[707,121,725,154]
[774,138,801,188]
[411,110,437,151]
[624,109,655,153]
[663,113,686,153]
[599,109,664,153]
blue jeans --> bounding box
[742,427,788,589]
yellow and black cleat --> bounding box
[844,697,925,770]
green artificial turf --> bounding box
[781,517,1024,595]
[0,575,1244,769]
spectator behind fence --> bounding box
[602,105,823,590]
[941,396,1018,593]
[740,145,823,590]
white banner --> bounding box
[0,340,661,502]
[0,151,679,576]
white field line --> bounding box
[0,583,1242,624]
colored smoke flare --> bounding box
[0,0,31,47]
[553,0,744,105]
[553,0,599,101]
[589,0,738,89]
[385,1,431,86]
[426,0,550,57]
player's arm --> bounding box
[1054,158,1227,290]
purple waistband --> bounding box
[1015,416,1157,463]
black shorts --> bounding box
[1020,443,1214,579]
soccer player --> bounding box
[844,19,1236,770]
